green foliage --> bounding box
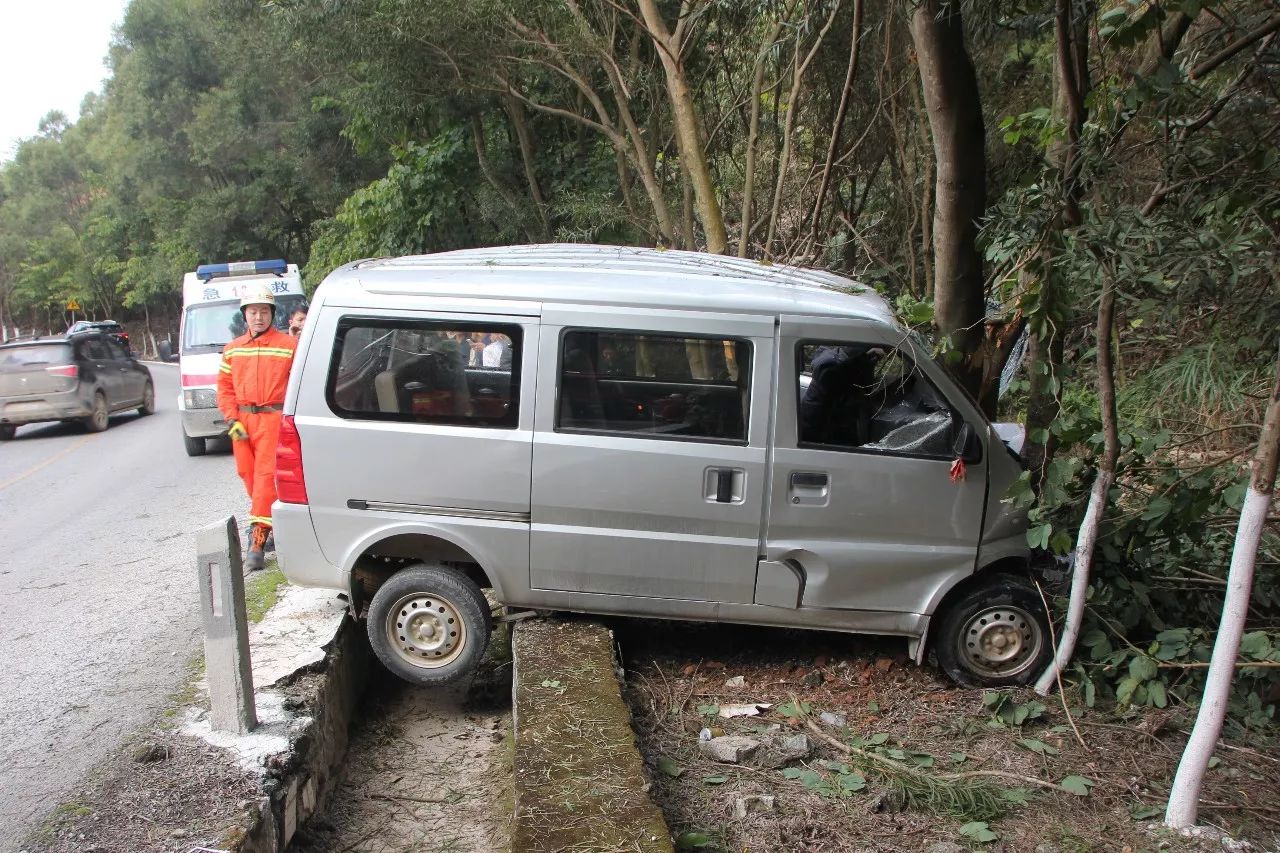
[982,691,1047,728]
[781,760,867,798]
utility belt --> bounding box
[238,403,284,414]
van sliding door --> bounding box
[530,307,774,604]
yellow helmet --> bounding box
[239,282,277,313]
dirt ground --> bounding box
[290,629,514,853]
[612,619,1280,853]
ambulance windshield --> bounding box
[182,295,305,353]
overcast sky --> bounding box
[1,0,131,161]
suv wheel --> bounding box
[182,431,207,456]
[84,393,109,433]
[0,424,14,441]
[934,577,1050,687]
[138,382,156,416]
[367,565,492,686]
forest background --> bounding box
[0,0,1277,730]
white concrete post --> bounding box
[197,515,257,734]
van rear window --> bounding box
[326,318,521,428]
[556,330,751,443]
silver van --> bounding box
[274,245,1056,688]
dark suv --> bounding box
[0,331,154,440]
[67,320,130,350]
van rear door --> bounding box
[529,307,774,604]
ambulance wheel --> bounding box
[368,565,491,686]
[183,431,207,456]
[935,577,1050,687]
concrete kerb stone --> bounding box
[183,583,371,852]
[512,617,673,853]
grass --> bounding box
[244,562,286,623]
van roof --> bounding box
[327,244,898,324]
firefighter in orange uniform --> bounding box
[216,283,298,570]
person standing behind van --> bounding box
[288,305,308,336]
[216,283,298,570]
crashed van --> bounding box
[274,244,1057,688]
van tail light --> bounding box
[46,365,78,379]
[275,414,309,504]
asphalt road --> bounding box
[0,363,245,847]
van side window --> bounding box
[797,342,955,457]
[326,319,520,428]
[557,330,751,443]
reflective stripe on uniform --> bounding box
[248,515,273,527]
[224,348,294,358]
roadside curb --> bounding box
[194,585,370,852]
[511,618,672,853]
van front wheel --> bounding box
[367,565,491,686]
[934,578,1050,687]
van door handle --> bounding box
[705,467,743,504]
[715,468,733,503]
[788,471,830,507]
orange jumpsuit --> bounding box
[216,326,298,529]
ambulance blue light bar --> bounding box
[196,259,288,281]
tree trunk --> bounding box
[636,0,728,254]
[1025,0,1090,484]
[763,1,842,253]
[1165,341,1280,828]
[809,0,865,246]
[738,18,785,257]
[909,0,987,400]
[503,96,550,239]
[1035,270,1120,694]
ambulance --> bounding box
[176,259,305,456]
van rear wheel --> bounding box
[367,565,491,686]
[934,578,1050,687]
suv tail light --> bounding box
[275,414,309,504]
[46,365,79,379]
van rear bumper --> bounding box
[272,502,345,591]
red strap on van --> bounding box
[949,458,966,483]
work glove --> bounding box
[227,420,249,441]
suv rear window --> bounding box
[0,343,73,370]
[556,330,751,443]
[326,318,521,428]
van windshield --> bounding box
[183,295,305,353]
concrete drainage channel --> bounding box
[200,597,671,852]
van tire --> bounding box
[0,424,14,441]
[367,565,491,686]
[934,578,1050,687]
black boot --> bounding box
[245,524,268,571]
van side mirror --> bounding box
[953,421,982,464]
